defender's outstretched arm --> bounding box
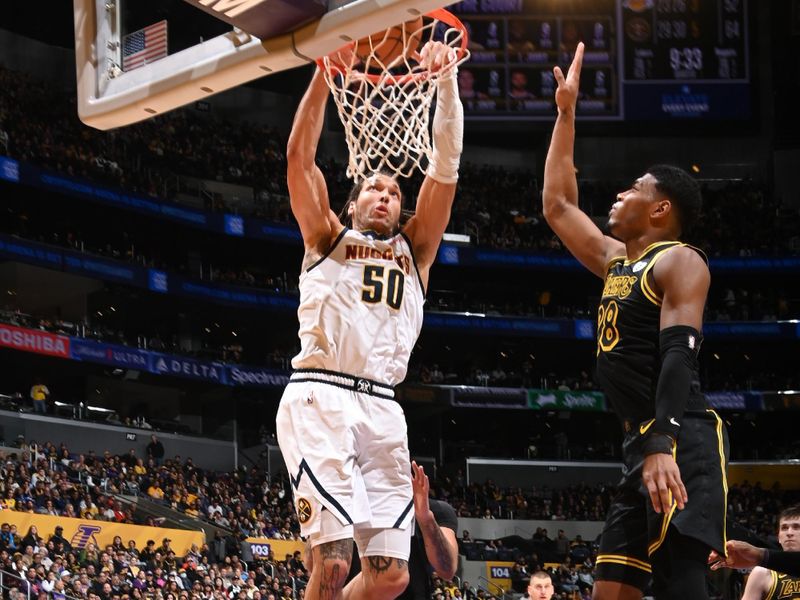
[542,42,623,278]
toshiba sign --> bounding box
[0,324,70,358]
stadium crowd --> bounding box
[5,199,798,330]
[1,435,798,599]
[0,439,307,600]
[2,66,799,258]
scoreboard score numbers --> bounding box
[451,0,750,120]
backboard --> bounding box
[74,0,455,130]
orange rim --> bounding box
[317,8,469,85]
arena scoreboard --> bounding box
[450,0,750,120]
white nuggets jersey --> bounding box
[292,228,425,386]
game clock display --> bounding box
[623,0,747,81]
[450,0,750,121]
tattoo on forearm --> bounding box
[429,527,455,574]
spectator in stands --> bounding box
[121,449,138,469]
[1,522,18,549]
[554,529,570,560]
[50,526,72,552]
[21,525,41,552]
[511,562,531,593]
[207,500,224,520]
[146,435,165,466]
[147,481,165,501]
[29,378,50,414]
[568,535,590,565]
[139,540,157,564]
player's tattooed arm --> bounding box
[422,521,458,579]
[412,461,459,579]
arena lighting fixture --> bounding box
[442,232,471,243]
[776,390,800,395]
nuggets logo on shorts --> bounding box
[297,497,313,524]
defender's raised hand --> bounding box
[553,41,584,113]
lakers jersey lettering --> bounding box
[769,571,800,599]
[292,229,425,386]
[594,241,707,424]
[602,274,638,299]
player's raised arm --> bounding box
[286,67,341,263]
[411,461,458,580]
[542,42,623,278]
[405,42,463,286]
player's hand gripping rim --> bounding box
[417,41,458,78]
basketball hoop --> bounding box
[317,9,469,181]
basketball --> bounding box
[354,17,424,66]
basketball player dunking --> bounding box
[542,42,729,600]
[276,41,462,600]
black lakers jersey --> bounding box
[595,241,707,426]
[767,570,800,599]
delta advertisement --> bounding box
[3,324,288,389]
[0,511,204,556]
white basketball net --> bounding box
[320,13,468,181]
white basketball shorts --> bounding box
[276,370,414,553]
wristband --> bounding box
[427,67,463,185]
[642,432,676,456]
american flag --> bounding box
[122,20,168,72]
